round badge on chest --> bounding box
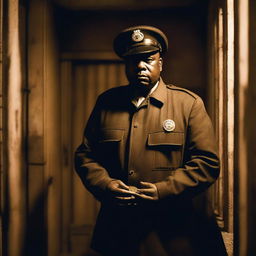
[163,119,175,132]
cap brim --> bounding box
[122,45,159,57]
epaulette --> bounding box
[166,84,198,99]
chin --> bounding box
[136,78,151,86]
[138,81,150,87]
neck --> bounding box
[131,80,159,98]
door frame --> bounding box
[207,0,234,254]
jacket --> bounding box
[75,78,227,256]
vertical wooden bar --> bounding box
[248,1,256,254]
[44,1,62,255]
[234,0,256,255]
[207,1,234,254]
[27,0,46,254]
[226,0,234,234]
[6,0,26,255]
[216,5,225,228]
[60,61,73,254]
[235,0,249,255]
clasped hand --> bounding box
[106,180,159,205]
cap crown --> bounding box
[113,25,168,58]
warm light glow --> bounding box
[227,0,234,234]
[238,0,249,255]
[7,1,24,255]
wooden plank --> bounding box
[28,0,45,165]
[60,61,73,253]
[27,1,46,256]
[6,1,26,255]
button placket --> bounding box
[127,105,147,184]
[127,110,138,183]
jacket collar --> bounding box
[127,77,167,108]
[148,77,166,108]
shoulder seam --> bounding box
[166,84,198,99]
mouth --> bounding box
[129,73,150,86]
[136,75,149,81]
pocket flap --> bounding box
[99,129,124,143]
[148,132,183,146]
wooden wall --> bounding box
[56,5,208,99]
[207,1,234,254]
[3,0,256,256]
[1,0,256,256]
[27,0,61,255]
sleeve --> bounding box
[74,97,115,201]
[155,97,220,199]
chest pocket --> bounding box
[98,128,124,143]
[147,131,184,171]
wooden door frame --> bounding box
[208,0,234,233]
[207,0,234,254]
[1,0,28,256]
[234,0,256,255]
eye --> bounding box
[145,57,154,63]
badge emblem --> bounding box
[163,119,175,132]
[132,30,144,42]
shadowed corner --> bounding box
[23,177,53,256]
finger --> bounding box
[135,193,154,201]
[113,188,137,195]
[137,188,153,195]
[118,181,130,190]
[140,181,153,188]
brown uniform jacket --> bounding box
[75,78,227,256]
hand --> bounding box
[136,181,159,201]
[106,180,137,205]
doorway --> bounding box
[56,3,223,255]
[60,60,127,255]
[26,0,234,255]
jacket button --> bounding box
[129,170,135,176]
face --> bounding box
[125,52,163,92]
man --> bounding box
[75,26,227,256]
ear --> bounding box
[159,57,163,72]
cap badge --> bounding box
[163,119,175,132]
[132,30,144,42]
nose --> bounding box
[137,60,146,70]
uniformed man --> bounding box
[75,25,227,256]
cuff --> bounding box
[155,181,172,199]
